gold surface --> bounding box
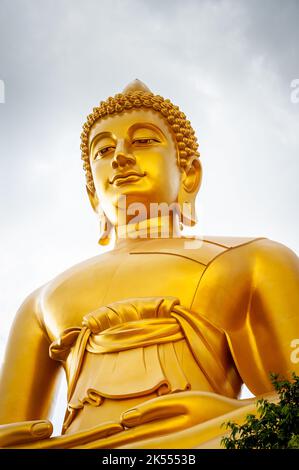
[0,80,298,448]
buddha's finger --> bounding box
[72,415,187,449]
[0,420,53,447]
[121,395,187,428]
[12,421,123,449]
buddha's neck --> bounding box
[114,214,181,249]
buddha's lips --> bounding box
[110,171,146,185]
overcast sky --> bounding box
[0,0,298,433]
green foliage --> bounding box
[221,373,299,449]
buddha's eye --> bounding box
[94,146,115,160]
[132,138,160,145]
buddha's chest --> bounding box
[42,248,206,341]
[98,249,205,306]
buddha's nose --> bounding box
[111,140,136,169]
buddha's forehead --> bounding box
[88,108,173,145]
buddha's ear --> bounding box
[86,185,100,213]
[178,157,202,226]
[182,157,202,193]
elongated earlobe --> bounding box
[98,212,113,246]
[85,185,113,245]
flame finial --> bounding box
[122,79,152,94]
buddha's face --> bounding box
[88,109,182,225]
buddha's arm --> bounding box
[225,239,299,393]
[0,289,60,437]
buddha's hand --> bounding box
[67,391,251,449]
[4,421,124,449]
[0,420,53,447]
[121,391,246,431]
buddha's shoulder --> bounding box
[194,236,297,275]
[128,235,298,272]
[38,236,296,299]
[128,235,268,266]
[41,236,295,284]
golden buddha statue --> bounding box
[0,80,298,449]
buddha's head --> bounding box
[80,80,202,243]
